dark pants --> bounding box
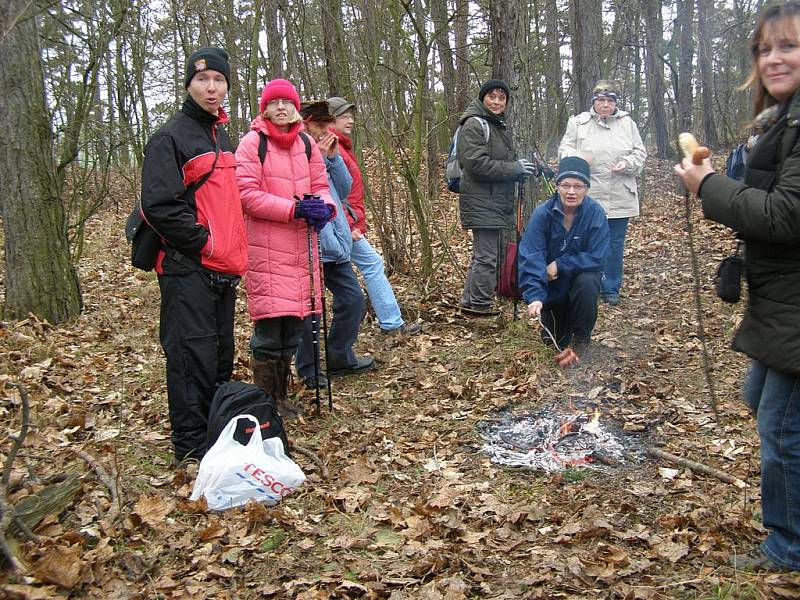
[541,271,601,348]
[461,228,500,309]
[296,260,365,376]
[250,316,306,360]
[158,271,237,462]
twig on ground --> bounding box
[72,448,122,522]
[0,383,31,573]
[290,444,329,480]
[647,447,746,488]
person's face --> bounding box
[332,110,355,135]
[482,89,507,114]
[187,69,228,115]
[758,17,800,102]
[304,119,329,141]
[593,96,617,118]
[264,99,297,128]
[557,177,588,211]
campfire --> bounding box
[480,404,633,472]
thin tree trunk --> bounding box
[570,0,602,113]
[643,0,671,158]
[676,0,695,134]
[697,0,719,148]
[453,0,470,114]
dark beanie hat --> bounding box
[556,156,591,188]
[478,79,511,102]
[185,47,230,88]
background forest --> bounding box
[0,0,761,323]
[6,2,800,598]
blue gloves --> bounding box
[294,195,334,232]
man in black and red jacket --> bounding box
[140,47,247,464]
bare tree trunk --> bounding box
[643,0,672,158]
[489,0,519,111]
[0,0,81,322]
[696,0,719,148]
[570,0,602,113]
[676,0,695,134]
[432,0,457,128]
[453,0,470,115]
[322,0,353,98]
[265,1,282,79]
[544,0,566,152]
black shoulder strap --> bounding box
[258,130,312,165]
[258,131,267,165]
[299,131,311,161]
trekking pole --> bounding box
[677,133,719,421]
[315,220,334,412]
[306,225,322,416]
[513,179,523,321]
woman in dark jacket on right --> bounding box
[675,2,800,572]
[457,79,535,316]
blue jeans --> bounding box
[743,360,800,570]
[602,217,629,297]
[350,236,404,331]
[296,261,364,376]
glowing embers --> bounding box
[480,406,630,472]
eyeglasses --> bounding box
[337,113,355,121]
[558,183,586,191]
[267,99,294,107]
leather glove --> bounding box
[517,159,537,178]
[294,197,334,232]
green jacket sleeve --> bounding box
[459,118,520,182]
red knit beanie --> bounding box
[259,79,301,113]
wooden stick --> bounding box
[0,383,32,573]
[72,449,121,522]
[647,447,746,488]
[290,444,329,480]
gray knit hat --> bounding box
[556,156,591,188]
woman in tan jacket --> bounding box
[558,80,646,305]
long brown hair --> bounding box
[745,2,800,115]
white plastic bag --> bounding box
[190,414,305,511]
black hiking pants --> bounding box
[158,270,237,462]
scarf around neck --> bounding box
[264,119,302,149]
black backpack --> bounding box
[207,381,290,454]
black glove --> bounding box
[294,197,333,232]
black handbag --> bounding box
[714,241,744,304]
[127,133,220,271]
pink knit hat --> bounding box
[259,79,301,113]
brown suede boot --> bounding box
[275,357,304,419]
[252,357,303,420]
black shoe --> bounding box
[381,322,423,336]
[459,303,500,317]
[301,374,329,389]
[602,294,620,306]
[729,547,789,572]
[329,355,376,377]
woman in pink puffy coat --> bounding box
[235,78,334,419]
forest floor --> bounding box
[2,156,800,599]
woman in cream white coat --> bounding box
[558,80,646,305]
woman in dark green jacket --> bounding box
[458,80,536,316]
[675,2,800,572]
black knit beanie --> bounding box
[185,47,230,88]
[478,79,511,101]
[556,156,591,188]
